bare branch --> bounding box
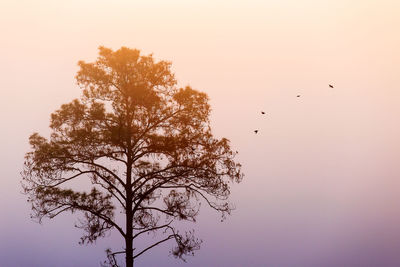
[132,221,173,240]
[133,235,174,260]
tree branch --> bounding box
[132,220,173,240]
[132,235,174,260]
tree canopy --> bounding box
[22,46,243,266]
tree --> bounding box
[22,47,243,267]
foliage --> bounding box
[22,46,243,266]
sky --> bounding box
[1,0,400,266]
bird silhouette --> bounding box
[261,111,265,114]
[297,95,301,97]
[254,130,258,134]
[329,84,334,88]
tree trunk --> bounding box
[126,193,133,267]
[126,226,133,267]
[126,156,133,267]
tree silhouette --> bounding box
[22,47,243,267]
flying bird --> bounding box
[261,111,265,114]
[329,84,334,88]
[297,95,301,97]
[254,130,258,134]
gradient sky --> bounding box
[1,0,400,266]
